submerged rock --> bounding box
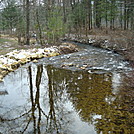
[0,90,8,95]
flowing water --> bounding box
[0,43,134,134]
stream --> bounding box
[0,43,134,134]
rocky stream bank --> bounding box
[64,35,134,66]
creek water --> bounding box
[0,43,134,134]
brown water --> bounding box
[0,43,134,134]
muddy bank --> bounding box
[63,35,134,65]
[0,42,78,82]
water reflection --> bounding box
[0,64,133,134]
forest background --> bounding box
[0,0,134,59]
[0,0,133,43]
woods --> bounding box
[0,1,134,134]
[0,0,134,45]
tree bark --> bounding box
[26,0,30,45]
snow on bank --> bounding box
[0,43,78,82]
[0,47,59,82]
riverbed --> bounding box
[0,42,133,134]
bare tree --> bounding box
[26,0,30,45]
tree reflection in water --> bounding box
[46,65,134,134]
[28,65,43,134]
[27,65,70,134]
[0,64,72,134]
[0,64,133,134]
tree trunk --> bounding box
[105,0,108,29]
[124,0,127,30]
[130,0,134,30]
[36,9,43,45]
[95,0,101,28]
[63,0,66,23]
[87,0,91,30]
[26,0,30,45]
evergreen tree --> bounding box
[1,0,22,33]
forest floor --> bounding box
[0,35,45,55]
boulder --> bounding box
[59,42,79,54]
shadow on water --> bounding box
[0,63,134,134]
